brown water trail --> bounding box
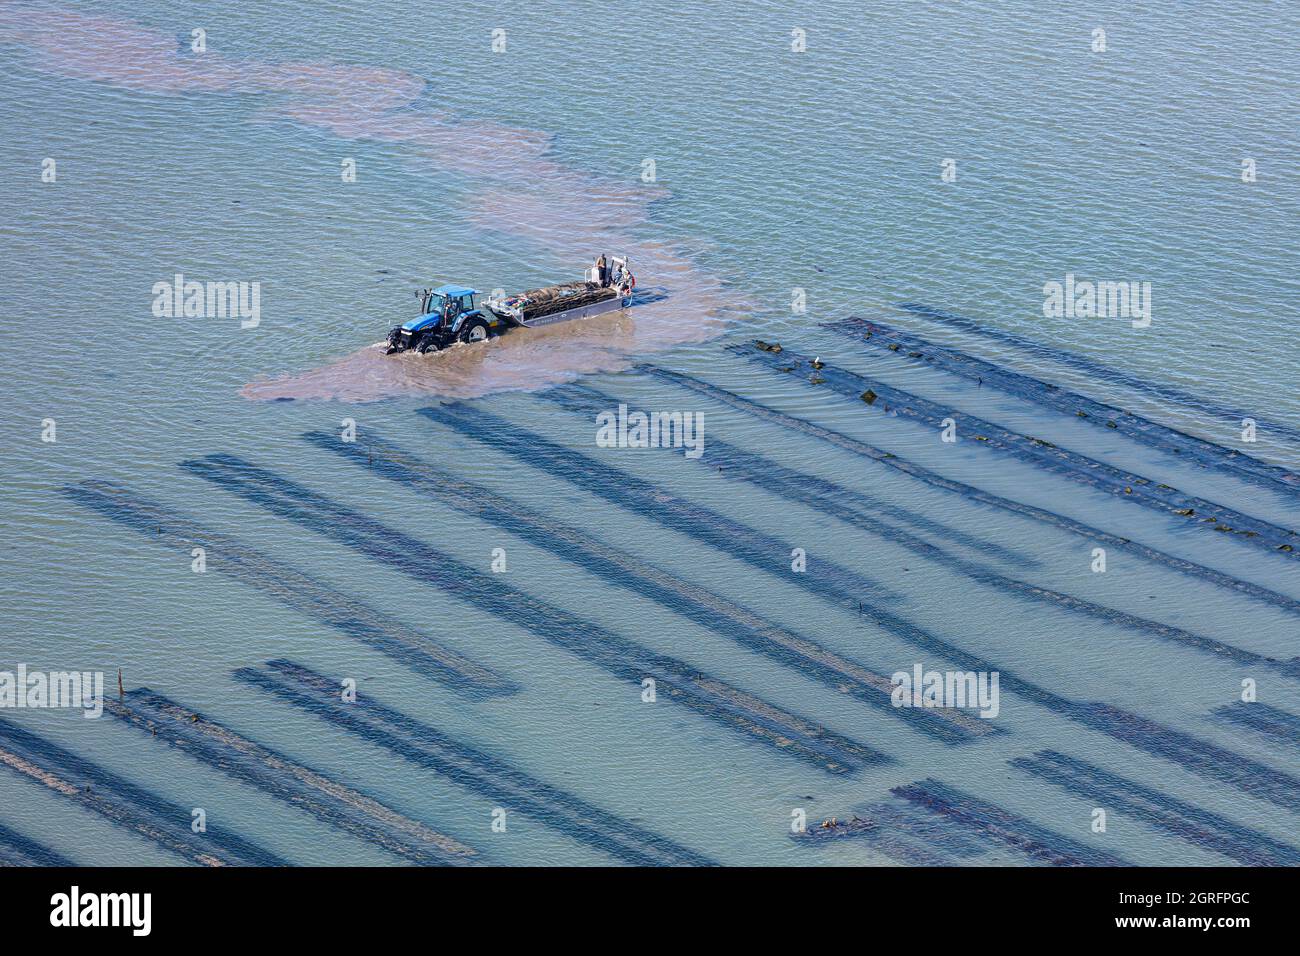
[1,3,747,402]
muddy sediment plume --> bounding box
[0,5,739,402]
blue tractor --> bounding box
[384,284,500,354]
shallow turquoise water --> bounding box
[1,0,1297,866]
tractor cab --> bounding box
[386,284,491,354]
[409,285,479,328]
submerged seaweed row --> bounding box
[728,341,1300,558]
[793,796,989,865]
[421,402,1300,810]
[235,659,715,866]
[1211,702,1300,750]
[804,784,1126,868]
[1011,750,1300,866]
[891,778,1129,866]
[867,800,987,860]
[546,384,1036,569]
[62,480,515,698]
[1075,702,1300,812]
[793,813,952,866]
[106,689,479,866]
[549,383,1035,568]
[637,365,1300,620]
[305,427,993,745]
[0,820,74,867]
[420,403,910,616]
[901,304,1300,450]
[796,778,1126,866]
[184,455,886,776]
[0,717,285,866]
[831,318,1300,500]
[542,383,1288,674]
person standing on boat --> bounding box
[595,254,608,287]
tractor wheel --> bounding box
[415,335,440,355]
[459,318,491,344]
